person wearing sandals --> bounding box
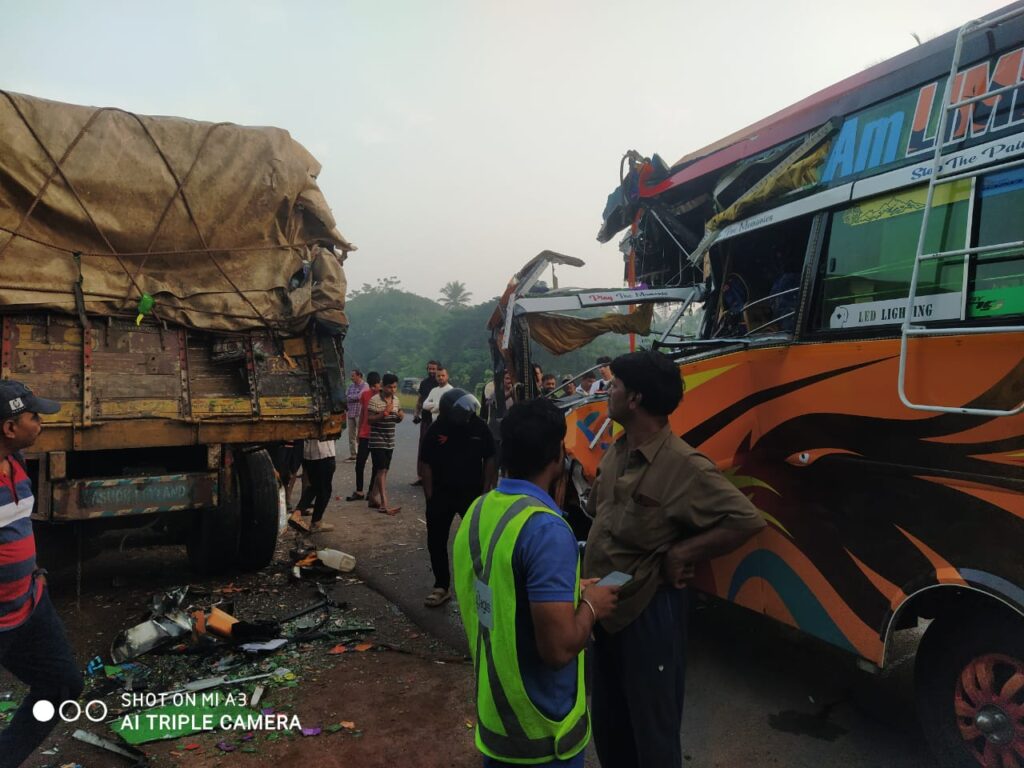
[367,373,404,515]
[420,388,496,608]
[288,437,338,533]
[346,371,381,503]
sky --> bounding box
[1,0,1010,304]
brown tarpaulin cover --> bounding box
[526,303,654,355]
[0,90,355,334]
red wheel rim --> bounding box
[954,653,1024,767]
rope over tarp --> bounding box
[0,90,355,334]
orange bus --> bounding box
[491,5,1024,767]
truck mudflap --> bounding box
[46,472,219,521]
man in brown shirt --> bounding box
[583,350,765,768]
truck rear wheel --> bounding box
[236,449,280,571]
[186,476,240,576]
[916,608,1024,768]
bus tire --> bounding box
[186,481,241,576]
[915,608,1024,768]
[236,449,280,571]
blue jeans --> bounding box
[0,589,83,768]
[591,587,690,768]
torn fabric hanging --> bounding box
[526,304,654,355]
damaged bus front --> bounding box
[507,6,1024,767]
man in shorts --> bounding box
[367,373,404,515]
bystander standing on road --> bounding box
[290,437,338,533]
[583,350,766,768]
[269,439,303,508]
[347,371,380,502]
[412,361,440,487]
[453,398,619,768]
[344,369,368,462]
[420,388,496,608]
[421,367,453,419]
[587,356,613,395]
[0,381,83,767]
[368,373,404,515]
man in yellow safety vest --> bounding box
[453,398,619,767]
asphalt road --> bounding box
[325,418,936,768]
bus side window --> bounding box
[815,182,970,331]
[970,169,1024,319]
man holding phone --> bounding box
[583,351,765,768]
[453,399,619,767]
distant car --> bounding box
[401,377,419,394]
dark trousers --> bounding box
[0,590,83,768]
[416,413,433,467]
[355,437,377,494]
[591,587,690,768]
[425,488,479,590]
[296,456,336,524]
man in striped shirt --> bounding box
[367,373,404,515]
[0,380,82,766]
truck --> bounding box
[0,90,353,574]
[491,5,1024,767]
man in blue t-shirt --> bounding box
[456,398,619,768]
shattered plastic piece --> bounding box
[327,645,347,654]
[265,733,281,742]
[72,729,148,761]
[85,656,104,675]
[241,732,255,741]
[354,643,373,652]
[111,611,193,663]
[206,607,238,638]
[301,727,321,736]
[216,741,236,752]
[340,721,356,729]
[184,744,200,750]
[250,685,265,709]
[173,668,285,694]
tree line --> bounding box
[343,278,633,397]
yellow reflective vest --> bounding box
[453,491,589,764]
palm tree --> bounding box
[439,280,472,310]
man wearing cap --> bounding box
[0,381,83,765]
[420,388,496,608]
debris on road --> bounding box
[72,729,148,764]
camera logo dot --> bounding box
[32,699,55,722]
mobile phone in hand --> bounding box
[596,571,632,588]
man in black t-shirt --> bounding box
[420,388,496,607]
[412,360,439,486]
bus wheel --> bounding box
[916,610,1024,768]
[236,449,280,571]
